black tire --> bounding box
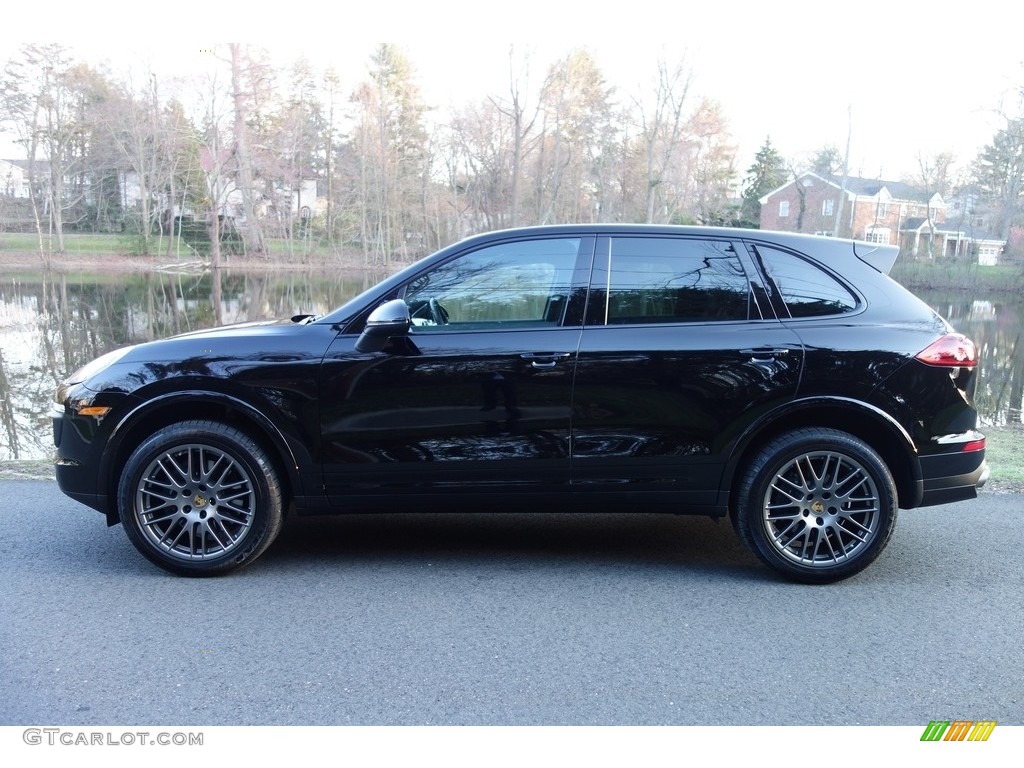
[117,420,284,576]
[734,428,897,584]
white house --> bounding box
[0,159,31,198]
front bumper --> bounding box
[52,404,114,521]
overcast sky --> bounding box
[3,1,1022,182]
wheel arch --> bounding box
[100,391,304,524]
[723,397,923,515]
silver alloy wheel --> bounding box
[760,450,881,566]
[134,443,256,561]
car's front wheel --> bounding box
[117,421,284,576]
[734,428,897,584]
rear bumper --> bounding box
[917,449,988,507]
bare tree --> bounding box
[914,151,955,258]
[492,45,541,227]
[196,69,234,269]
[0,44,82,259]
[350,44,429,265]
[685,99,738,225]
[227,44,267,257]
[974,109,1024,244]
[533,49,614,224]
[96,70,176,255]
[634,56,692,223]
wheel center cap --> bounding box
[193,494,209,509]
[811,500,825,514]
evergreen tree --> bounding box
[811,145,842,177]
[741,136,787,225]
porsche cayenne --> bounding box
[52,225,989,582]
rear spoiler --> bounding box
[853,242,899,275]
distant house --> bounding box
[942,188,1007,265]
[758,172,1006,264]
[0,159,32,198]
[0,159,41,228]
[901,216,1003,264]
[3,157,320,231]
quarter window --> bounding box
[753,245,857,318]
[587,238,751,325]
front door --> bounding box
[319,235,593,503]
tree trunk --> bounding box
[229,44,266,257]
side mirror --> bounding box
[354,299,412,353]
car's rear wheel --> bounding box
[734,428,897,584]
[117,420,283,576]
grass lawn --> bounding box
[0,232,132,254]
[891,260,1024,292]
[985,425,1024,486]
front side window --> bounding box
[753,245,858,318]
[586,237,751,325]
[403,237,581,330]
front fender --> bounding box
[99,389,308,520]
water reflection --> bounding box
[920,290,1024,429]
[0,275,1021,461]
[0,269,382,460]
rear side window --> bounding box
[753,245,857,318]
[587,237,751,325]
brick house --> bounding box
[758,172,1003,263]
[759,172,945,241]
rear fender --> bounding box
[720,396,922,511]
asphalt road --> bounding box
[1,479,1021,726]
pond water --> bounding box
[0,268,1021,461]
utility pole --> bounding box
[834,105,852,238]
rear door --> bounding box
[570,234,804,508]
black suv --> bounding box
[53,225,988,582]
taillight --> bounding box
[916,333,978,367]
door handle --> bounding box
[520,352,571,369]
[740,348,791,362]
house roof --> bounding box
[759,171,942,205]
[836,175,937,203]
[2,158,50,173]
[758,172,834,204]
